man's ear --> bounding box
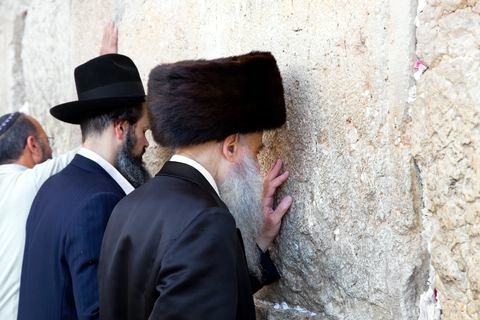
[113,120,129,140]
[221,133,240,162]
[25,135,42,164]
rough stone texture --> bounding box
[414,1,480,319]
[1,0,117,155]
[255,299,332,320]
[1,0,476,319]
[117,2,429,319]
[0,0,30,114]
[20,0,79,154]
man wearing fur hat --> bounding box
[17,53,150,320]
[98,51,293,319]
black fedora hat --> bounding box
[50,54,145,124]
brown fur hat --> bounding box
[147,51,286,148]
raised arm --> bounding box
[99,21,118,55]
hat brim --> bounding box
[50,96,145,124]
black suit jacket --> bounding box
[98,161,280,320]
[18,155,126,320]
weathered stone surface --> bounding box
[255,299,332,320]
[414,2,480,319]
[19,0,78,154]
[0,0,31,113]
[117,5,429,318]
[104,1,429,318]
[2,0,478,319]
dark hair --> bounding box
[79,104,144,142]
[0,112,38,164]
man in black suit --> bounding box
[18,53,150,320]
[99,51,293,319]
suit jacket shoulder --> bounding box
[19,154,126,320]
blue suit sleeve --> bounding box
[150,208,238,320]
[65,192,122,320]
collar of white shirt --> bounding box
[77,147,134,195]
[170,154,219,196]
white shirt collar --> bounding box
[77,147,134,195]
[170,154,219,195]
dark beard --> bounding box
[37,137,52,162]
[218,155,264,277]
[115,127,151,188]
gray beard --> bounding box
[218,156,264,277]
[115,128,151,188]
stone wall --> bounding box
[0,0,478,319]
[414,0,480,319]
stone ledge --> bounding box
[255,299,336,320]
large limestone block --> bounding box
[414,2,480,319]
[0,0,32,113]
[19,0,77,154]
[114,0,427,319]
[17,0,114,154]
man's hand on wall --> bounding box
[257,159,293,251]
